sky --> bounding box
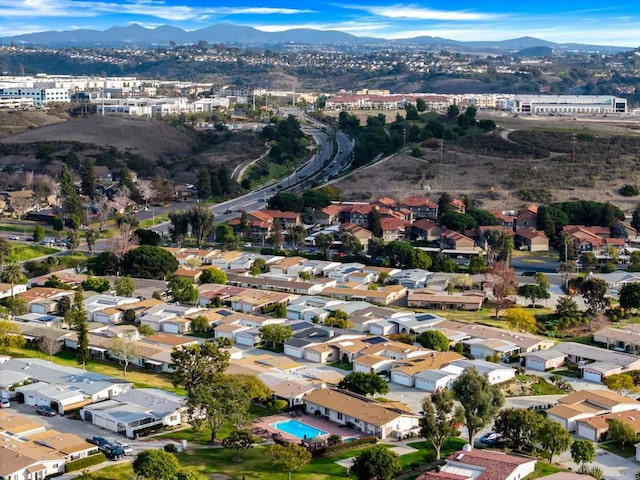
[1,0,639,47]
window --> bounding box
[324,408,329,415]
[337,413,343,420]
[354,419,360,424]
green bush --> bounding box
[164,443,177,453]
[312,435,378,457]
[620,184,639,196]
[65,453,106,472]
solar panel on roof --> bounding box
[363,336,387,344]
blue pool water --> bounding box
[270,419,328,439]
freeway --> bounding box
[150,116,353,236]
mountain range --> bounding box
[0,23,633,54]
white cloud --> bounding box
[344,3,498,21]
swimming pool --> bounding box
[270,419,328,439]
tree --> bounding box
[486,261,517,318]
[175,470,207,480]
[351,445,401,480]
[272,302,287,318]
[485,229,514,264]
[190,377,251,443]
[58,164,84,221]
[340,231,362,256]
[581,252,598,272]
[620,283,640,310]
[81,275,111,293]
[169,339,232,396]
[268,443,312,480]
[571,439,596,474]
[71,289,89,365]
[33,224,45,243]
[535,418,572,462]
[580,277,609,321]
[196,167,212,199]
[505,308,538,333]
[138,324,155,336]
[109,223,140,262]
[315,232,334,258]
[1,262,26,315]
[259,324,293,349]
[417,330,450,351]
[226,374,272,402]
[187,206,215,247]
[287,224,307,251]
[556,295,580,319]
[66,228,79,254]
[605,373,637,394]
[518,284,550,307]
[324,309,350,329]
[215,223,236,249]
[337,372,389,396]
[39,335,61,361]
[168,211,189,247]
[168,276,199,304]
[451,367,504,444]
[494,408,542,449]
[222,429,256,461]
[81,228,97,256]
[132,449,180,480]
[609,419,637,446]
[109,334,140,376]
[135,228,161,246]
[200,268,227,285]
[80,158,97,198]
[190,315,210,333]
[114,276,135,297]
[0,320,25,351]
[419,389,463,459]
[122,246,179,280]
[468,256,486,274]
[0,238,11,269]
[269,218,284,250]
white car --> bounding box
[112,441,133,456]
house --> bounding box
[339,203,371,226]
[525,342,640,382]
[441,359,516,385]
[1,358,132,413]
[270,380,317,408]
[407,290,484,311]
[269,257,307,275]
[516,205,538,231]
[80,388,186,438]
[416,447,536,480]
[450,198,466,214]
[83,294,140,323]
[440,230,475,250]
[593,326,640,355]
[0,282,27,299]
[391,269,432,289]
[390,351,465,387]
[172,268,202,284]
[524,349,567,371]
[411,219,442,242]
[27,430,98,461]
[563,225,625,257]
[303,388,419,439]
[340,223,373,250]
[17,287,75,314]
[320,284,407,306]
[515,227,550,252]
[137,303,204,333]
[546,390,640,432]
[379,217,407,241]
[0,435,69,480]
[315,204,343,225]
[576,411,640,441]
[284,327,334,359]
[398,196,438,219]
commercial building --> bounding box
[508,95,627,114]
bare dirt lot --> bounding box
[331,113,640,213]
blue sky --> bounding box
[1,0,639,47]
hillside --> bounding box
[331,115,640,213]
[0,110,68,137]
[0,115,194,160]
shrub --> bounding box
[65,454,106,472]
[164,443,177,453]
[312,435,378,457]
[620,184,639,196]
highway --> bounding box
[150,115,353,236]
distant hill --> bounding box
[514,46,555,57]
[0,23,631,54]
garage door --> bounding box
[583,371,602,383]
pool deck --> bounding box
[254,413,363,443]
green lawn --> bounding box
[599,441,636,458]
[84,437,466,480]
[9,244,58,261]
[523,461,565,479]
[326,361,353,371]
[0,223,58,237]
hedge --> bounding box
[312,435,378,457]
[65,453,106,472]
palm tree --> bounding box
[2,262,25,317]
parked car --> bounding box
[223,209,232,214]
[85,436,110,447]
[99,443,124,460]
[0,398,9,408]
[112,441,133,456]
[35,405,56,416]
[479,432,501,445]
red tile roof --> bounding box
[400,196,437,208]
[444,449,535,480]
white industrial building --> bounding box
[508,95,627,114]
[0,87,69,107]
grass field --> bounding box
[9,244,58,261]
[523,461,564,479]
[599,441,636,458]
[85,437,467,480]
